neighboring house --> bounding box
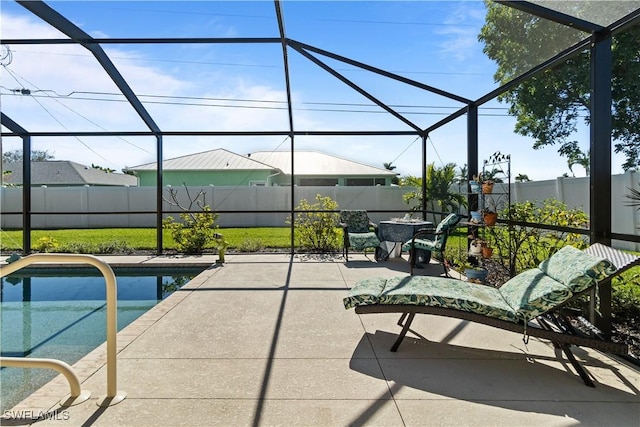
[125,149,278,187]
[1,161,138,187]
[124,149,398,187]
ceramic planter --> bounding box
[483,212,498,226]
[469,180,481,193]
[482,182,494,194]
[482,245,493,258]
[465,267,488,282]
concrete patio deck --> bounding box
[2,253,639,426]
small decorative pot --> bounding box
[483,212,498,226]
[482,182,494,194]
[469,242,483,256]
[482,245,493,258]
[470,211,482,223]
[469,180,482,193]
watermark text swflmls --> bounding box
[3,409,71,420]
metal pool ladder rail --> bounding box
[1,253,127,407]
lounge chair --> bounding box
[344,244,640,387]
[401,212,462,276]
[339,210,381,262]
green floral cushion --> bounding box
[498,268,573,320]
[343,277,387,309]
[348,232,381,251]
[401,238,438,252]
[538,245,617,293]
[344,276,518,322]
[401,214,459,252]
[340,210,372,233]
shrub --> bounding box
[33,236,60,253]
[61,242,96,254]
[97,240,134,254]
[163,206,218,254]
[287,195,340,252]
[238,238,265,252]
[486,198,588,276]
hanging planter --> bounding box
[483,211,498,226]
[469,180,482,193]
[470,211,482,223]
[482,182,494,194]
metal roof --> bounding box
[249,150,397,176]
[126,148,275,172]
[2,161,138,186]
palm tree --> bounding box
[383,162,400,185]
[428,163,467,223]
[401,163,466,223]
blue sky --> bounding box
[1,1,622,180]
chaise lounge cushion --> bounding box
[498,268,573,320]
[344,276,518,322]
[538,245,617,293]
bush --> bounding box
[33,236,60,253]
[287,195,340,252]
[486,198,588,276]
[238,238,265,252]
[163,206,219,254]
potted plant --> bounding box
[469,175,482,193]
[482,208,498,226]
[470,210,482,223]
[481,241,493,258]
[469,238,484,256]
[459,260,488,283]
[482,178,494,194]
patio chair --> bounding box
[339,210,381,262]
[401,213,462,276]
[344,243,640,387]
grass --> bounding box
[0,227,293,252]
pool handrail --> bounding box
[1,253,127,407]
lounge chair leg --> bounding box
[396,313,408,327]
[391,312,415,352]
[560,344,595,387]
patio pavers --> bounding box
[3,253,639,426]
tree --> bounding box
[383,161,400,185]
[478,1,640,171]
[2,149,54,163]
[401,163,467,223]
[91,163,115,173]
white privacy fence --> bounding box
[1,171,638,249]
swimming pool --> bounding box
[0,267,205,411]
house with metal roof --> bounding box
[1,161,138,187]
[125,149,397,187]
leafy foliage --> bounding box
[401,162,467,223]
[479,1,640,171]
[486,199,589,276]
[163,206,218,254]
[287,194,340,252]
[162,185,219,254]
[2,149,54,163]
[238,238,265,252]
[33,236,60,253]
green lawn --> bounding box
[0,228,293,252]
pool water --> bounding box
[0,267,204,411]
